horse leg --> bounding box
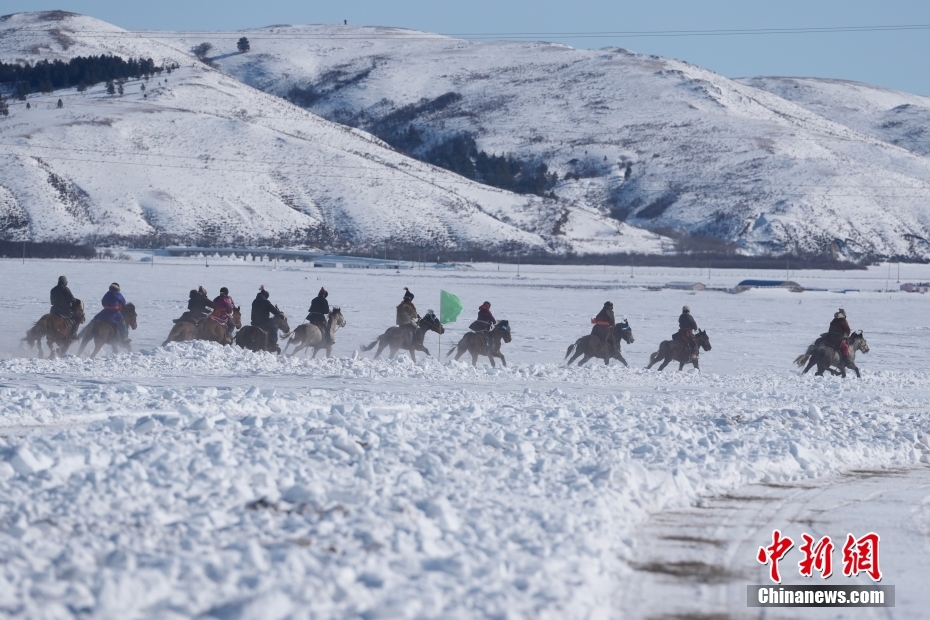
[408,348,417,362]
[849,362,861,379]
[454,346,466,361]
[616,352,629,368]
[567,349,582,365]
[90,336,106,359]
[658,355,672,370]
[802,357,816,375]
[471,352,478,367]
[578,354,591,366]
[498,353,506,368]
[374,340,388,359]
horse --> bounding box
[360,314,444,362]
[565,319,635,366]
[284,308,346,357]
[195,306,242,345]
[22,299,85,358]
[76,303,138,358]
[446,320,513,367]
[235,311,291,353]
[646,329,711,371]
[794,330,869,378]
[162,319,196,346]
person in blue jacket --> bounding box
[95,282,129,343]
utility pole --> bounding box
[22,240,25,264]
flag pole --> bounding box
[438,290,442,360]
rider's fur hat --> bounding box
[197,286,207,297]
[188,289,198,298]
[482,301,491,307]
[109,282,120,292]
[604,301,613,307]
[682,305,690,313]
[835,308,846,319]
[403,287,414,301]
[58,275,67,286]
[258,285,269,299]
[319,287,328,297]
[220,287,229,295]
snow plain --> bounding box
[1,257,929,618]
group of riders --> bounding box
[42,276,858,366]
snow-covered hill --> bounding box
[177,24,930,259]
[0,12,665,255]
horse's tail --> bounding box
[564,343,576,359]
[794,353,810,367]
[23,321,42,348]
[360,337,379,352]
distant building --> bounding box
[900,282,930,293]
[665,282,706,291]
[734,279,803,292]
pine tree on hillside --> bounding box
[117,80,124,96]
[56,98,63,108]
[77,81,87,93]
[0,93,8,116]
[237,37,251,53]
[140,83,145,92]
[106,80,115,95]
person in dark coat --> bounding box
[95,283,129,343]
[251,286,282,348]
[822,308,851,361]
[469,301,496,332]
[306,287,331,344]
[590,301,616,354]
[50,275,80,339]
[176,286,213,324]
[675,305,699,360]
[396,287,419,326]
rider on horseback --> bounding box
[96,283,130,343]
[306,287,332,345]
[674,305,699,362]
[590,301,616,356]
[396,287,419,326]
[251,286,282,350]
[469,301,496,332]
[176,286,213,324]
[209,287,236,341]
[820,308,851,363]
[50,275,80,340]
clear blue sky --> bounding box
[7,0,930,95]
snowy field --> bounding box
[1,257,929,619]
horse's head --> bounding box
[696,329,711,351]
[274,308,290,335]
[850,330,869,353]
[419,313,444,334]
[122,303,138,330]
[615,319,634,344]
[330,307,347,329]
[232,306,242,329]
[496,320,512,343]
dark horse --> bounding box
[360,314,444,361]
[447,320,513,367]
[646,329,711,371]
[565,319,635,366]
[235,311,291,353]
[794,330,869,378]
[23,299,85,358]
[77,303,138,358]
[284,308,346,358]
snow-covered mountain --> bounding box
[175,23,930,259]
[0,12,665,255]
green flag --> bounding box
[440,289,463,324]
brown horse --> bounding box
[162,320,196,346]
[76,303,138,358]
[794,330,869,378]
[565,320,635,367]
[447,320,513,367]
[646,329,711,371]
[22,300,86,358]
[235,311,291,353]
[360,314,444,361]
[195,306,242,345]
[284,308,346,357]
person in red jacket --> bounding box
[822,308,851,361]
[209,287,236,340]
[469,301,496,332]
